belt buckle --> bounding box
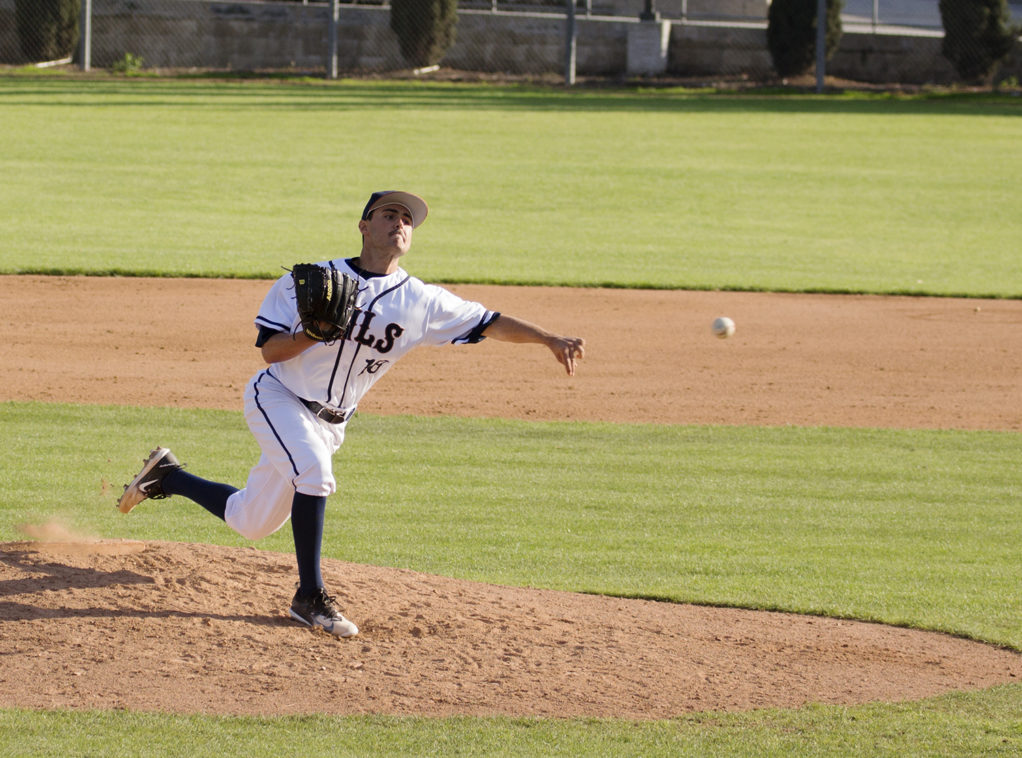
[316,404,348,424]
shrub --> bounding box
[767,0,844,79]
[939,0,1018,82]
[111,52,145,75]
[14,0,80,62]
[390,0,458,68]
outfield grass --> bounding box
[2,684,1021,758]
[1,75,1020,296]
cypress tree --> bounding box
[391,0,459,68]
[767,0,844,79]
[15,0,80,62]
[939,0,1018,82]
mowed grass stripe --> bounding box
[1,684,1021,758]
[2,402,1018,649]
[0,77,1019,296]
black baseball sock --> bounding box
[291,492,327,596]
[161,469,235,521]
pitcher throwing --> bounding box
[117,190,584,638]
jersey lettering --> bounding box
[352,311,377,348]
[360,359,389,375]
[374,323,404,353]
[350,311,403,354]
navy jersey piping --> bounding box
[344,257,389,279]
[253,370,301,481]
[325,271,411,403]
[256,315,291,332]
[457,311,499,344]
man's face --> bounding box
[359,203,414,255]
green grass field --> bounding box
[1,74,1020,296]
[1,73,1019,756]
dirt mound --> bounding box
[2,540,1018,719]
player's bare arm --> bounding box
[260,330,319,364]
[483,314,585,376]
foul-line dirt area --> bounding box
[1,275,1020,719]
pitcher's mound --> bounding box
[1,540,1018,718]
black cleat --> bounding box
[117,447,183,513]
[289,587,359,638]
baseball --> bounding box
[712,316,735,339]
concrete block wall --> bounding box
[835,31,956,84]
[668,24,773,78]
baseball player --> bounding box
[117,190,585,639]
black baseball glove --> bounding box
[291,263,359,343]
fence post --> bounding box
[328,0,339,79]
[565,0,576,86]
[815,0,825,92]
[79,0,92,71]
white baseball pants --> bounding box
[224,370,346,540]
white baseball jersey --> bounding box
[224,258,498,540]
[255,258,497,416]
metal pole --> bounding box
[79,0,91,71]
[639,0,659,22]
[815,0,826,93]
[328,0,339,80]
[564,0,576,86]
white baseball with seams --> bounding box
[712,316,736,339]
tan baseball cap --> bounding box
[361,191,429,228]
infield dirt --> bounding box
[1,275,1019,718]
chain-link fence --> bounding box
[2,0,1020,85]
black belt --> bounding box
[300,398,351,424]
